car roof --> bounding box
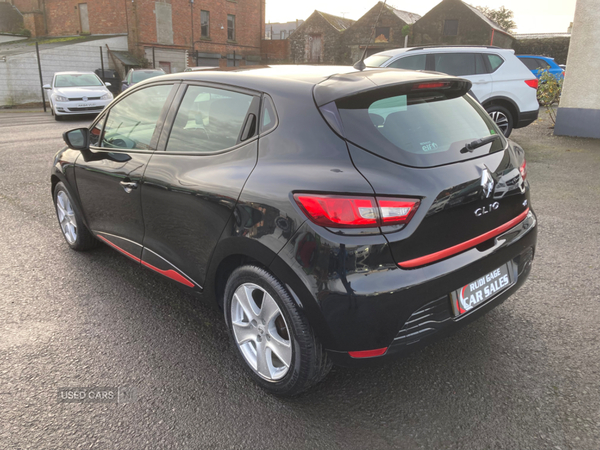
[373,46,515,59]
[151,65,465,105]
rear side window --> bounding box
[520,58,539,71]
[388,55,426,70]
[536,58,551,69]
[487,54,505,72]
[166,85,254,153]
[336,89,505,168]
[101,84,173,150]
[433,53,485,76]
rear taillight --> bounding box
[294,194,420,229]
[412,82,451,90]
[519,159,527,181]
[525,79,538,89]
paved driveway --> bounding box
[0,110,599,449]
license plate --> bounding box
[450,263,513,317]
[77,103,94,107]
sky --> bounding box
[265,0,577,34]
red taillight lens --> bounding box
[294,194,378,228]
[525,79,538,89]
[519,159,527,181]
[294,194,419,229]
[412,82,451,90]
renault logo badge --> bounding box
[480,168,495,199]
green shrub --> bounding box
[537,69,563,125]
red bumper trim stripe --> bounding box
[349,347,388,358]
[97,235,195,288]
[398,208,530,269]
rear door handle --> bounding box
[120,180,138,193]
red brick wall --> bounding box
[43,0,127,36]
[37,0,264,61]
[261,39,290,62]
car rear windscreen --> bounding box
[335,91,505,168]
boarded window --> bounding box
[443,19,458,36]
[155,2,174,45]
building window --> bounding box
[201,11,209,38]
[443,19,459,36]
[280,30,286,39]
[374,27,390,43]
[227,14,235,41]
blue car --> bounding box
[517,55,564,79]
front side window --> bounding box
[388,55,426,70]
[201,10,209,38]
[55,74,103,87]
[227,15,236,41]
[166,85,254,153]
[100,84,173,150]
[443,19,458,36]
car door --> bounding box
[432,53,493,102]
[74,82,177,258]
[140,83,260,289]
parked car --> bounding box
[43,71,113,121]
[51,66,537,395]
[364,46,540,137]
[517,55,565,79]
[121,68,165,92]
[95,68,121,96]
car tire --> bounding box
[53,182,98,251]
[54,111,62,121]
[486,105,513,138]
[224,265,332,396]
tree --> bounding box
[476,6,517,33]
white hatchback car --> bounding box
[44,72,113,121]
[364,46,539,137]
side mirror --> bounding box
[43,84,51,89]
[63,128,89,150]
[105,82,112,87]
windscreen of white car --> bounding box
[54,74,103,87]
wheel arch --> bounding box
[482,96,520,123]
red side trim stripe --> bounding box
[398,208,530,269]
[97,235,195,288]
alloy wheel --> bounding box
[56,191,77,244]
[230,283,292,381]
[489,110,509,135]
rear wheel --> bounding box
[224,265,331,396]
[486,105,513,137]
[53,182,98,250]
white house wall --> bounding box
[0,35,128,106]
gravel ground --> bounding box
[0,109,599,449]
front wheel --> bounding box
[224,265,331,396]
[53,182,98,250]
[486,105,513,137]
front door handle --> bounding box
[120,180,138,193]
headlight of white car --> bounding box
[100,92,113,100]
[54,95,69,102]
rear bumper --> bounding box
[516,109,539,129]
[319,210,537,366]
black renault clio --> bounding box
[51,66,537,395]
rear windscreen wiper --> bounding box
[460,134,501,153]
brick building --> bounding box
[288,10,354,64]
[411,0,514,49]
[344,2,421,63]
[8,0,264,71]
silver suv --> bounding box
[365,46,539,137]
